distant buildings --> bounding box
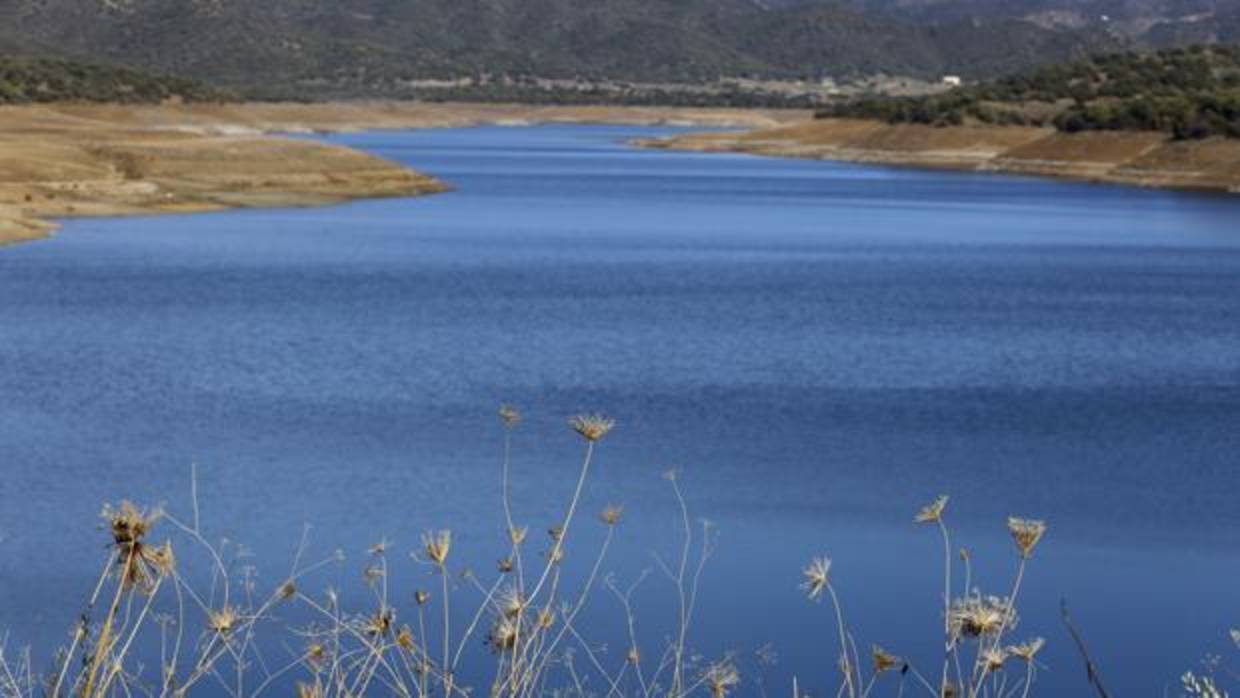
[942,75,963,87]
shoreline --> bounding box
[636,118,1240,195]
[0,102,806,247]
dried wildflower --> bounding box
[422,530,451,567]
[1007,518,1047,559]
[104,501,158,548]
[547,546,565,564]
[498,587,527,618]
[208,605,238,635]
[949,595,1016,639]
[366,608,393,636]
[498,558,514,573]
[148,541,176,576]
[627,647,641,664]
[488,616,520,653]
[872,646,901,673]
[509,526,528,546]
[537,607,556,630]
[297,682,323,698]
[306,643,326,668]
[279,579,297,600]
[547,525,563,542]
[415,590,430,606]
[1183,672,1227,698]
[368,539,389,556]
[801,557,831,601]
[102,502,171,590]
[569,414,614,442]
[499,404,521,429]
[705,662,740,698]
[1007,638,1045,663]
[1230,628,1239,648]
[959,548,970,562]
[600,504,624,526]
[915,496,949,524]
[941,681,959,698]
[981,648,1009,672]
[397,625,415,650]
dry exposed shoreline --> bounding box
[0,102,804,246]
[7,102,1236,248]
[638,118,1240,194]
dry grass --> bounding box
[0,406,1228,698]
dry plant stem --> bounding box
[1018,661,1035,698]
[936,519,952,697]
[296,593,412,698]
[525,526,616,687]
[1061,599,1112,698]
[970,558,1028,697]
[608,572,652,698]
[565,624,624,696]
[664,473,714,694]
[81,546,137,698]
[441,565,453,698]
[453,575,505,671]
[50,559,114,697]
[666,474,696,698]
[501,430,525,582]
[827,583,858,698]
[96,573,167,697]
[508,439,597,697]
[417,605,430,698]
[528,440,596,604]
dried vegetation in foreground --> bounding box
[0,407,1235,698]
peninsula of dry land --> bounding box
[0,102,802,246]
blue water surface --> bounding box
[1,125,1238,696]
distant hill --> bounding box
[0,54,233,104]
[2,0,1238,101]
[819,44,1240,138]
[0,0,1126,99]
[848,0,1240,49]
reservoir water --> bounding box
[1,125,1238,696]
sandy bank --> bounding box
[637,118,1240,194]
[0,102,806,246]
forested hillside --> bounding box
[0,54,232,104]
[819,44,1240,138]
[0,0,1119,98]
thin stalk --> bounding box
[827,583,857,698]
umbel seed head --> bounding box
[569,414,614,442]
[915,495,949,524]
[600,504,624,526]
[422,530,451,567]
[801,556,831,601]
[1007,517,1047,558]
[499,404,521,429]
[872,646,901,673]
[1007,637,1045,663]
[705,662,740,698]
